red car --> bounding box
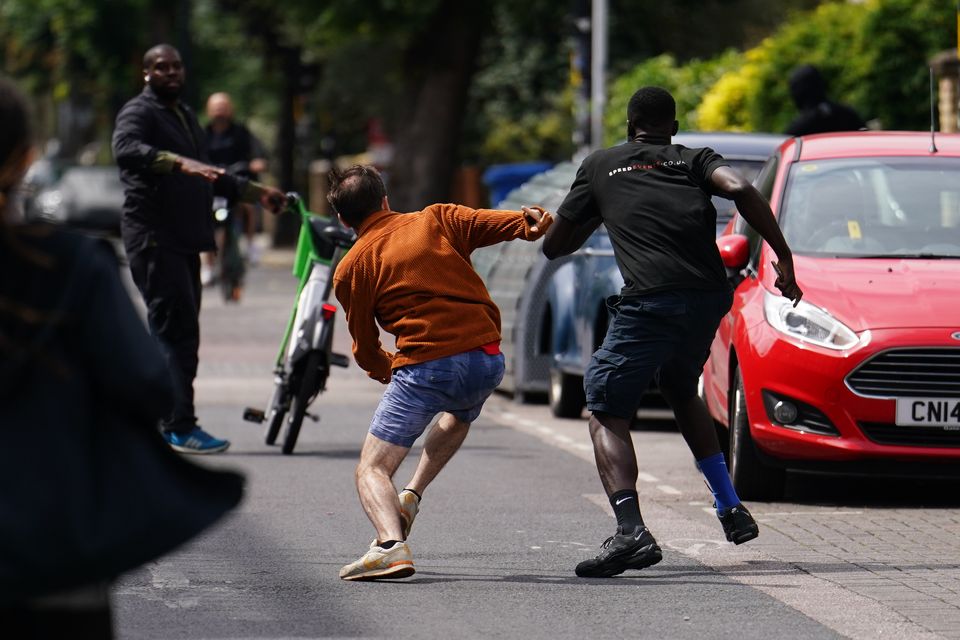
[704,131,960,500]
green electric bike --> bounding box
[243,193,355,454]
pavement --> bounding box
[113,248,960,639]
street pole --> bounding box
[590,0,608,151]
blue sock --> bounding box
[696,452,740,512]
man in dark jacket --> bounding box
[785,65,866,136]
[113,43,283,454]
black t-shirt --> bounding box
[557,141,731,297]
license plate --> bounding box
[895,398,960,428]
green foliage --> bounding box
[747,1,872,132]
[0,0,148,101]
[859,0,956,130]
[697,1,871,132]
[461,0,574,164]
[191,0,276,134]
[604,50,743,144]
[478,90,575,163]
[694,0,957,133]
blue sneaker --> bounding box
[163,427,230,454]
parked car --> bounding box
[703,131,960,500]
[475,133,786,414]
[27,165,124,235]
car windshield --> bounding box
[780,157,960,258]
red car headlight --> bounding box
[763,291,862,350]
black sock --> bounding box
[379,539,401,549]
[609,490,643,532]
[403,488,422,501]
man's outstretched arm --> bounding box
[710,165,803,305]
[542,215,602,259]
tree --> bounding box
[0,0,154,156]
[363,1,491,210]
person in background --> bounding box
[330,165,552,581]
[543,86,802,578]
[785,64,866,136]
[202,91,269,285]
[112,44,284,454]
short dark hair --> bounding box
[627,86,676,130]
[143,43,179,70]
[326,165,386,227]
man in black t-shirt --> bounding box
[543,87,802,578]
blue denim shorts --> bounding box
[584,288,733,419]
[369,350,506,447]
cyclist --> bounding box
[202,92,269,286]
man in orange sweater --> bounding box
[330,165,552,581]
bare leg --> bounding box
[405,412,469,496]
[355,433,409,543]
[588,411,638,495]
[665,392,721,461]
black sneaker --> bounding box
[575,526,663,578]
[718,504,759,545]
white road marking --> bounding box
[665,539,727,557]
[637,472,659,483]
[657,484,682,495]
[553,434,574,444]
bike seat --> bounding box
[308,218,356,248]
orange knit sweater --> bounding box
[333,204,546,383]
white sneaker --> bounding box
[339,542,415,581]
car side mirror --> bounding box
[716,234,749,270]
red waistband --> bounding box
[473,341,501,355]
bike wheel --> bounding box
[264,381,287,445]
[282,350,326,455]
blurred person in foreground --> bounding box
[112,44,284,454]
[330,165,553,581]
[0,77,242,639]
[785,64,866,136]
[202,91,269,285]
[543,86,802,578]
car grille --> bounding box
[846,348,960,398]
[858,422,960,447]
